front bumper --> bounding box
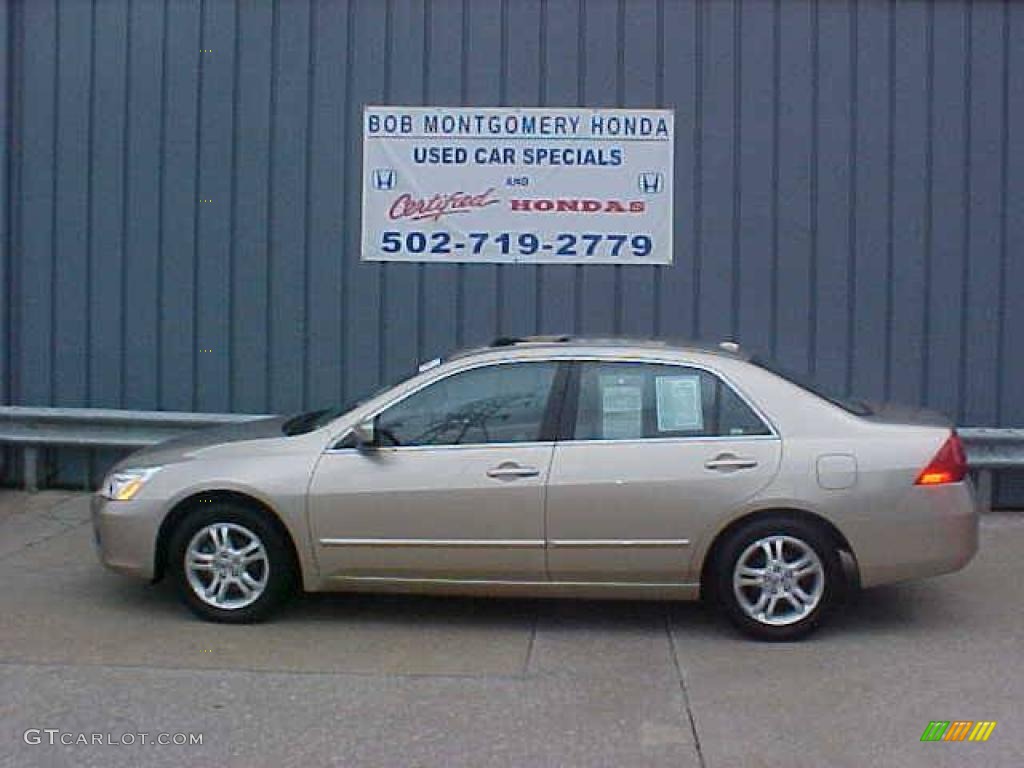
[91,494,162,580]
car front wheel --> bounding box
[715,517,842,641]
[168,503,296,623]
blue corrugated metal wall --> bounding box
[2,0,1023,499]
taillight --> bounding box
[915,432,967,485]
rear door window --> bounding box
[572,362,771,441]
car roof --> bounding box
[446,335,750,362]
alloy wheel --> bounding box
[732,534,825,627]
[184,522,270,610]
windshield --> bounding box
[280,373,424,437]
[750,356,874,417]
[280,408,347,436]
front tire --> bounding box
[714,517,842,641]
[167,502,296,623]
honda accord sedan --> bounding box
[93,337,978,640]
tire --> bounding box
[167,502,297,623]
[714,516,842,641]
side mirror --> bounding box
[350,419,376,450]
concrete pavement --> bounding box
[0,491,1020,767]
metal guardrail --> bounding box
[0,406,271,491]
[959,428,1024,509]
[0,407,1021,505]
[958,428,1024,469]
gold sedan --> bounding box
[93,338,978,640]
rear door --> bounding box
[545,361,782,583]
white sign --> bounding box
[361,106,674,265]
[655,375,704,432]
[600,374,645,439]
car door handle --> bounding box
[704,454,759,471]
[486,462,540,479]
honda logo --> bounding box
[637,172,664,194]
[372,168,397,191]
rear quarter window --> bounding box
[718,383,773,436]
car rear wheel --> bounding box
[714,517,842,641]
[167,503,296,623]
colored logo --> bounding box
[509,198,645,214]
[920,721,997,742]
[372,168,397,191]
[638,171,664,194]
[387,188,499,222]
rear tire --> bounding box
[714,517,842,641]
[167,502,296,623]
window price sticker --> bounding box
[655,375,704,432]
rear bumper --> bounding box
[91,494,160,580]
[851,481,979,588]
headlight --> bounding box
[100,467,162,501]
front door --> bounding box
[308,360,564,582]
[545,361,782,583]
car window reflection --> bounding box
[376,363,558,446]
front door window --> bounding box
[375,362,559,446]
